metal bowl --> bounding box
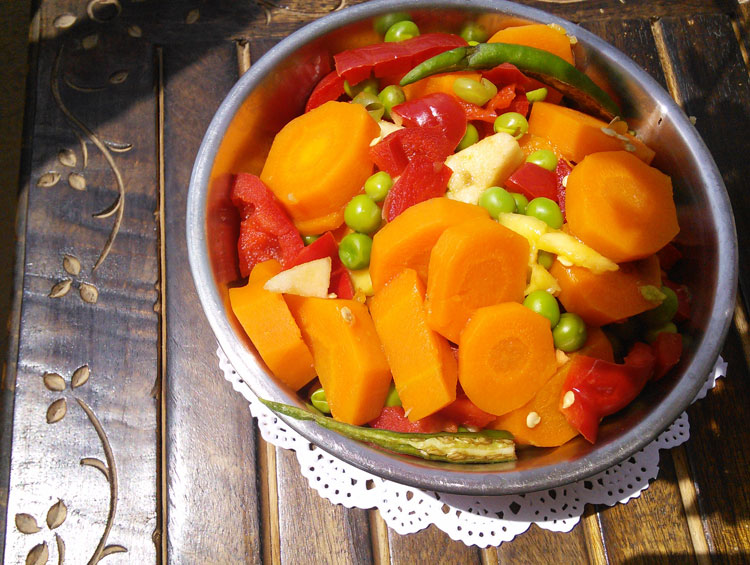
[186,0,737,495]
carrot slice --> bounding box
[370,269,457,421]
[490,327,613,446]
[528,102,655,164]
[425,217,529,343]
[459,302,557,416]
[260,101,380,235]
[228,260,316,390]
[401,71,482,101]
[550,254,662,327]
[565,151,679,263]
[488,24,574,65]
[286,296,391,425]
[370,197,489,291]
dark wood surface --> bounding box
[2,0,750,563]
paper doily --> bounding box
[219,348,726,547]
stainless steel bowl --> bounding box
[186,0,737,495]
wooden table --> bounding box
[2,0,749,562]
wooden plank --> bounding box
[495,522,593,563]
[161,41,262,563]
[3,0,159,560]
[387,523,482,564]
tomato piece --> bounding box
[382,156,453,221]
[505,162,558,201]
[286,231,353,299]
[231,173,305,277]
[392,92,467,149]
[369,406,449,433]
[305,70,346,112]
[369,126,454,177]
[652,332,683,380]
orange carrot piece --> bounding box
[286,296,391,425]
[565,151,679,263]
[402,71,482,101]
[459,302,557,416]
[488,24,574,64]
[425,217,529,343]
[518,133,566,160]
[527,102,655,164]
[550,254,662,327]
[260,101,380,235]
[370,269,457,421]
[490,328,613,446]
[370,197,489,292]
[228,260,316,391]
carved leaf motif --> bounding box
[14,513,41,534]
[104,140,133,153]
[63,254,81,276]
[46,399,67,424]
[25,542,48,565]
[186,8,199,24]
[43,373,66,392]
[53,14,76,28]
[46,500,67,530]
[37,172,60,188]
[57,148,76,168]
[82,34,99,50]
[68,172,86,191]
[127,25,142,38]
[101,545,128,557]
[71,365,90,388]
[108,70,128,85]
[81,457,109,480]
[79,283,99,304]
[49,279,72,299]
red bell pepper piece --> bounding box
[392,92,467,149]
[509,91,530,117]
[286,231,354,299]
[560,342,656,443]
[657,243,683,272]
[438,395,496,429]
[458,84,517,123]
[369,406,450,433]
[334,33,467,84]
[369,126,454,177]
[231,173,305,278]
[482,63,533,89]
[305,70,346,112]
[505,162,558,201]
[206,173,241,284]
[652,332,683,381]
[555,158,573,216]
[383,156,453,221]
[663,279,692,322]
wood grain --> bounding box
[161,41,262,563]
[387,523,482,564]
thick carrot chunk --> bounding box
[370,269,457,422]
[228,260,316,390]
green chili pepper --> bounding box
[259,399,516,463]
[400,43,621,120]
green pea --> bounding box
[385,20,419,42]
[453,77,495,106]
[526,197,564,229]
[526,87,548,103]
[456,123,479,151]
[352,92,385,121]
[527,149,558,172]
[645,321,678,344]
[302,234,319,246]
[553,313,588,352]
[459,22,489,43]
[374,12,411,35]
[468,40,480,47]
[510,192,528,215]
[344,195,381,234]
[537,250,554,269]
[493,112,529,138]
[339,233,373,269]
[310,388,330,414]
[378,85,405,119]
[641,286,679,327]
[478,186,516,218]
[523,290,561,328]
[385,383,402,407]
[364,171,392,202]
[344,77,379,99]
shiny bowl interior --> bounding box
[186,0,737,495]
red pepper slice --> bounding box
[369,406,451,433]
[286,231,354,299]
[334,33,468,84]
[560,342,656,443]
[458,84,517,122]
[369,126,454,177]
[382,156,453,221]
[231,173,305,278]
[305,70,346,113]
[482,63,533,89]
[438,395,496,429]
[505,161,558,201]
[392,92,467,149]
[657,243,683,272]
[652,332,683,381]
[555,158,573,216]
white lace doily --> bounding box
[218,348,726,547]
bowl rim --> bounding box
[186,0,738,495]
